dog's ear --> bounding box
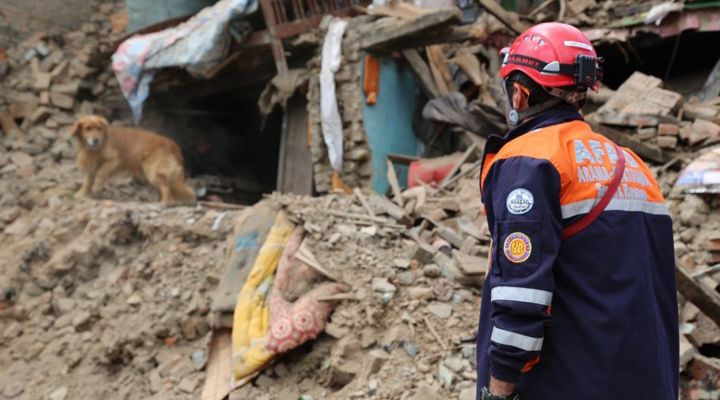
[97,116,110,134]
[66,119,84,141]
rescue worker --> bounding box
[475,22,678,399]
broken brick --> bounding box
[49,93,75,110]
[657,135,678,149]
[657,123,679,136]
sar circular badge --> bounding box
[506,188,534,215]
[503,232,532,264]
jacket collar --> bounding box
[479,104,584,200]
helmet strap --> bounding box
[507,98,561,129]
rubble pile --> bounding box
[0,199,236,399]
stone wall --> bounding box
[306,16,375,193]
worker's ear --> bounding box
[512,82,530,111]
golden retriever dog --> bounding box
[71,115,196,205]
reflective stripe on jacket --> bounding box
[475,112,678,400]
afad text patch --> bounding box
[503,232,532,263]
[506,188,534,215]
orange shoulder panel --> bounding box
[481,120,665,207]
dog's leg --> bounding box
[92,160,121,193]
[75,172,96,198]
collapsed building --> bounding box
[1,0,720,399]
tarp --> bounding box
[112,0,257,122]
[320,18,349,172]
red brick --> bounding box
[658,123,679,136]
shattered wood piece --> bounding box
[362,9,462,50]
[426,45,455,97]
[450,52,483,86]
[423,315,449,350]
[529,0,555,17]
[402,49,440,99]
[404,198,417,214]
[296,240,344,283]
[402,186,427,212]
[477,0,528,34]
[439,143,478,189]
[589,121,668,163]
[692,264,720,280]
[690,119,720,147]
[453,252,487,276]
[676,263,720,329]
[0,113,23,137]
[353,188,376,217]
[368,193,413,226]
[386,158,404,206]
[319,209,395,226]
[442,158,484,190]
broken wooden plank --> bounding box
[677,262,720,329]
[441,158,483,190]
[362,8,462,50]
[450,52,483,86]
[353,188,376,217]
[402,49,440,99]
[477,0,528,34]
[588,120,668,163]
[387,25,481,51]
[426,45,455,97]
[368,192,413,226]
[439,143,478,189]
[386,158,404,206]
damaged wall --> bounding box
[307,17,374,193]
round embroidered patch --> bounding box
[503,232,532,263]
[506,188,534,215]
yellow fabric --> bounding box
[232,212,294,380]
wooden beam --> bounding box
[402,49,440,99]
[439,143,478,189]
[677,262,720,329]
[589,120,669,164]
[426,45,455,97]
[361,8,462,50]
[386,158,404,206]
[477,0,528,35]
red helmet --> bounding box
[500,22,601,91]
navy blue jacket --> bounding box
[475,107,678,399]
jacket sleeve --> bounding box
[482,156,563,383]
